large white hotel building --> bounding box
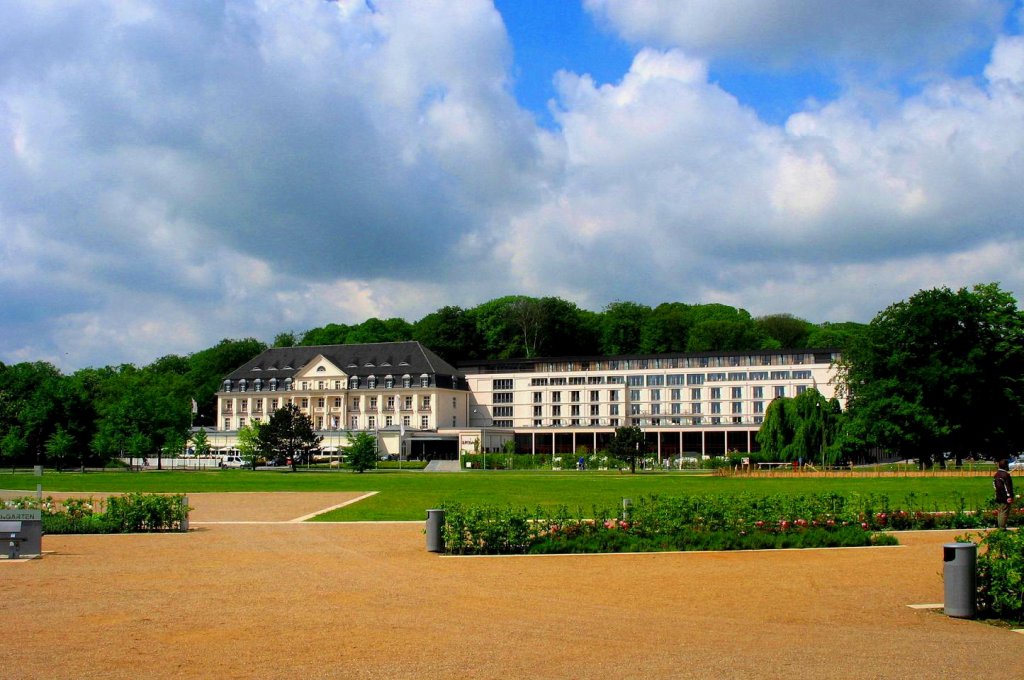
[212,341,839,461]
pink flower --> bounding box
[861,522,869,530]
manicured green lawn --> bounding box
[0,469,996,521]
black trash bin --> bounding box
[943,542,977,618]
[426,508,445,553]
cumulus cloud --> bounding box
[583,0,1005,70]
[1,0,1023,370]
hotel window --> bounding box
[452,397,457,408]
[334,397,342,407]
[351,398,359,409]
[316,417,323,429]
[690,388,701,400]
[752,386,763,399]
[670,389,681,401]
[552,405,562,417]
[731,402,742,414]
[493,392,513,404]
[318,381,325,390]
[630,404,641,415]
[753,401,765,414]
[610,418,620,427]
[646,375,664,386]
[671,403,681,414]
[350,415,359,429]
[271,398,279,410]
[300,398,309,408]
[710,387,721,400]
[711,402,722,414]
[493,379,513,390]
[570,391,580,402]
[687,374,704,385]
[627,375,643,387]
[708,372,726,382]
[731,387,742,399]
[494,406,513,417]
[533,392,543,403]
[770,371,791,380]
[422,396,431,409]
[590,391,600,402]
[534,420,543,427]
[240,401,248,413]
[369,397,378,410]
[609,389,619,401]
[387,396,395,410]
[368,416,376,429]
[301,382,308,390]
[793,370,812,379]
[796,385,808,395]
[420,415,429,429]
[650,389,661,401]
[403,416,411,427]
[385,416,393,427]
[317,397,325,408]
[404,396,413,410]
[750,372,768,381]
[533,406,542,417]
[551,391,561,403]
[590,404,599,416]
[571,405,580,417]
[610,404,619,415]
[629,390,640,401]
[651,404,661,415]
[335,381,342,390]
[774,386,786,398]
[692,403,702,414]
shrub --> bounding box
[965,530,1024,623]
[3,493,189,533]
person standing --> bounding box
[993,459,1014,529]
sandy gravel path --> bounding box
[2,492,1022,679]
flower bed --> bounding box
[3,493,189,533]
[439,493,907,555]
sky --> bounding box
[2,0,1024,371]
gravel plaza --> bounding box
[3,492,1023,679]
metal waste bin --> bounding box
[426,508,445,553]
[943,542,977,618]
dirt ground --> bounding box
[2,491,1023,679]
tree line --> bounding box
[5,287,1019,470]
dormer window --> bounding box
[284,377,292,391]
[349,376,360,389]
[402,374,412,388]
[420,374,429,388]
[270,377,278,391]
[239,379,247,392]
[317,366,326,372]
[385,375,394,389]
[254,378,262,392]
[368,375,377,389]
[223,379,232,392]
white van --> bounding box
[220,455,245,468]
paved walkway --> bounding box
[2,492,1022,678]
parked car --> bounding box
[220,455,245,468]
[1009,458,1024,471]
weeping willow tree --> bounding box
[757,388,843,465]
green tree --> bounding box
[344,431,377,473]
[600,301,652,355]
[640,303,693,353]
[185,338,267,426]
[237,420,269,469]
[0,428,28,472]
[191,427,211,458]
[838,283,1024,467]
[413,306,481,362]
[273,332,297,347]
[608,425,647,473]
[755,314,812,349]
[258,404,322,471]
[45,426,76,472]
[757,389,842,465]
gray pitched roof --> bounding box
[223,341,463,386]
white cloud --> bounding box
[1,1,1023,371]
[583,0,1004,70]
